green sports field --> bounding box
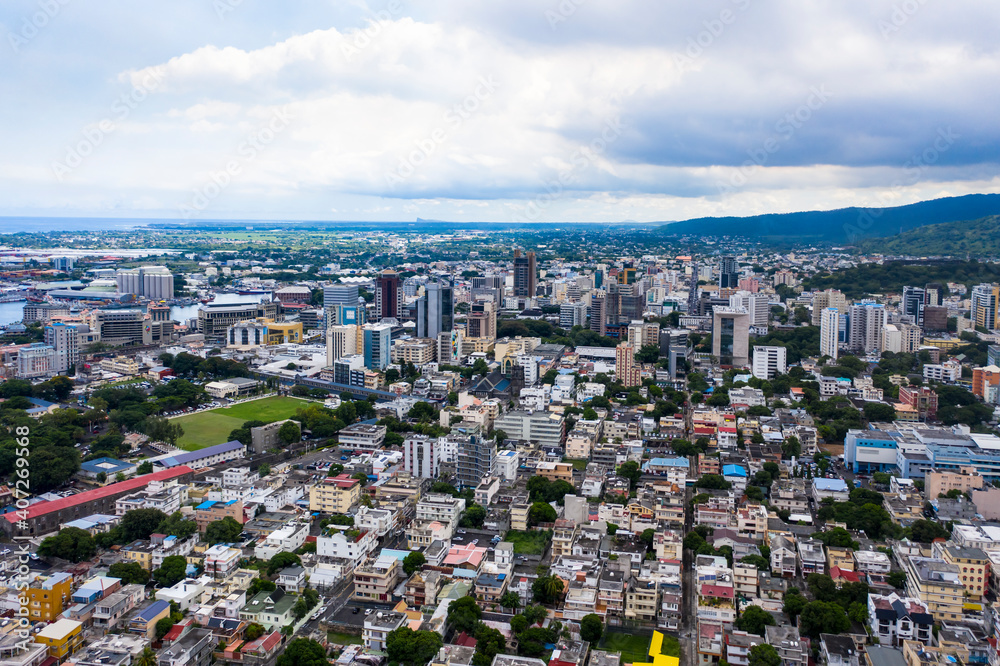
[173,396,310,450]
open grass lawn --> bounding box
[173,396,310,450]
[327,632,363,645]
[504,529,552,556]
[214,396,310,422]
[600,632,652,664]
[563,458,589,471]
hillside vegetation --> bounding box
[858,215,1000,257]
[657,193,1000,243]
[801,260,1000,299]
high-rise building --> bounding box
[882,323,922,354]
[589,294,606,335]
[812,289,848,326]
[711,306,750,366]
[467,301,497,341]
[91,309,149,347]
[512,250,537,298]
[820,307,840,360]
[718,256,739,290]
[615,341,641,387]
[44,321,80,374]
[752,346,787,380]
[402,435,440,479]
[417,280,454,339]
[116,266,174,300]
[559,301,587,329]
[971,284,1000,330]
[363,323,393,371]
[848,302,887,353]
[627,320,660,349]
[471,275,504,303]
[730,291,770,327]
[455,427,496,488]
[375,271,401,321]
[326,325,358,366]
[902,286,926,326]
[658,328,689,380]
[324,283,360,308]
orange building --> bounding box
[972,366,1000,400]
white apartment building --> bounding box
[402,435,440,478]
[751,346,787,380]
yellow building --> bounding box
[265,320,303,345]
[905,556,965,622]
[34,619,84,659]
[26,573,73,622]
[826,546,855,572]
[309,474,361,513]
[935,543,989,601]
[121,543,155,570]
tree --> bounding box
[204,516,243,545]
[528,502,557,526]
[798,601,850,638]
[618,461,642,488]
[447,596,482,635]
[888,571,907,589]
[278,420,301,444]
[384,628,444,666]
[403,551,427,576]
[522,604,548,626]
[532,575,565,604]
[277,638,330,666]
[783,589,806,622]
[459,504,487,529]
[499,591,521,613]
[510,614,529,634]
[863,402,897,422]
[635,344,660,363]
[266,551,302,576]
[38,527,96,562]
[156,512,198,539]
[155,617,175,640]
[909,519,951,543]
[119,508,169,542]
[108,561,150,585]
[134,647,157,666]
[696,474,732,490]
[153,555,187,587]
[735,605,775,636]
[580,613,603,643]
[137,461,153,475]
[748,644,782,666]
[473,626,506,666]
[781,436,801,459]
[248,578,277,597]
[244,623,266,641]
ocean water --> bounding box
[0,216,654,234]
[0,301,24,326]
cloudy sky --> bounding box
[1,0,998,224]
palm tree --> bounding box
[499,591,521,613]
[135,647,157,666]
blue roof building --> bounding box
[158,440,245,469]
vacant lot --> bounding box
[504,529,552,556]
[173,396,310,450]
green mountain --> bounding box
[857,215,1000,257]
[656,193,1000,243]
